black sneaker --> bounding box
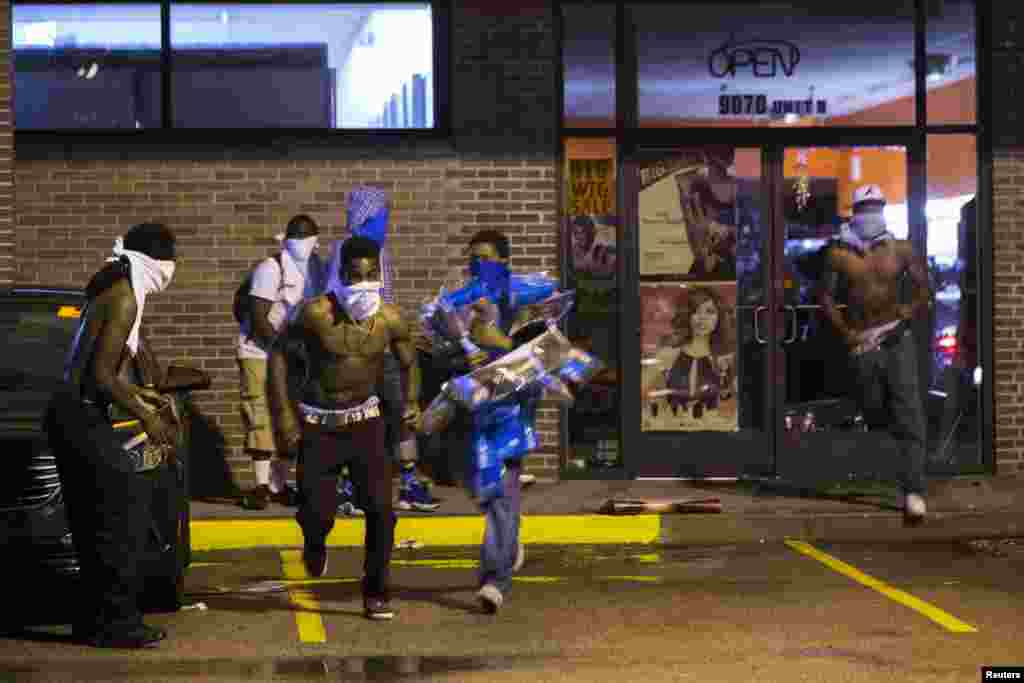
[364,598,395,621]
[240,485,271,511]
[81,623,166,649]
[302,544,328,578]
[271,484,299,507]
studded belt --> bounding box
[299,396,381,429]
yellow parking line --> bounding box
[598,576,664,583]
[279,550,327,644]
[190,514,659,551]
[513,576,566,583]
[785,540,978,633]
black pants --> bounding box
[44,389,153,634]
[296,413,395,599]
[851,327,928,495]
[378,352,405,465]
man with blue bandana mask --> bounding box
[328,186,439,514]
[238,215,324,510]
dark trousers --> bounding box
[378,352,406,465]
[852,328,928,495]
[44,389,153,634]
[296,414,395,598]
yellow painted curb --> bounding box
[190,515,660,551]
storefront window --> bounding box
[635,1,916,128]
[13,3,162,129]
[925,134,980,473]
[171,3,434,129]
[562,3,616,129]
[564,138,621,472]
[927,0,977,125]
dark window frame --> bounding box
[12,0,452,145]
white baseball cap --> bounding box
[852,184,886,207]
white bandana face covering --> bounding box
[109,237,176,355]
[338,281,382,321]
[850,212,888,242]
[283,236,318,263]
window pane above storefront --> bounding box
[635,1,917,128]
[171,3,434,129]
[13,3,162,130]
[562,3,616,129]
[927,0,977,125]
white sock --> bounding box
[253,459,271,487]
[270,459,291,493]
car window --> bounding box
[0,300,83,390]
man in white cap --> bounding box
[238,215,324,510]
[820,184,933,523]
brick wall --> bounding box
[13,1,561,492]
[992,151,1024,476]
[0,0,13,286]
[990,2,1024,477]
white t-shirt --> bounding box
[237,256,319,360]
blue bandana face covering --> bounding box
[470,258,510,294]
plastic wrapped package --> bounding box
[419,271,570,354]
[419,325,604,435]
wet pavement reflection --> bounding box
[1,655,540,681]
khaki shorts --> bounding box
[238,358,277,454]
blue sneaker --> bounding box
[398,470,440,512]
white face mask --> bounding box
[851,212,888,241]
[338,281,382,321]
[155,260,176,292]
[136,256,175,295]
[284,236,318,263]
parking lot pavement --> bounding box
[0,540,1021,682]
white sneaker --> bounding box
[512,543,525,573]
[519,473,536,488]
[904,493,927,521]
[477,584,503,614]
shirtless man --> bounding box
[820,185,932,523]
[269,235,420,620]
[46,223,179,648]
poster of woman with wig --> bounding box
[566,158,617,281]
[638,147,738,280]
[640,283,738,432]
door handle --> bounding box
[782,305,798,345]
[754,305,768,345]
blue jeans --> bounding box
[479,459,522,595]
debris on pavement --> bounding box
[181,602,208,611]
[396,539,424,550]
[599,497,722,515]
[962,538,1019,558]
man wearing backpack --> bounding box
[237,215,324,510]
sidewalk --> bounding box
[187,475,1024,551]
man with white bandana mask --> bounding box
[45,223,178,648]
[238,215,324,511]
[821,184,933,524]
[269,235,420,620]
[327,186,439,514]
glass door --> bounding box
[773,145,916,487]
[624,146,778,479]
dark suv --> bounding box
[0,287,210,627]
